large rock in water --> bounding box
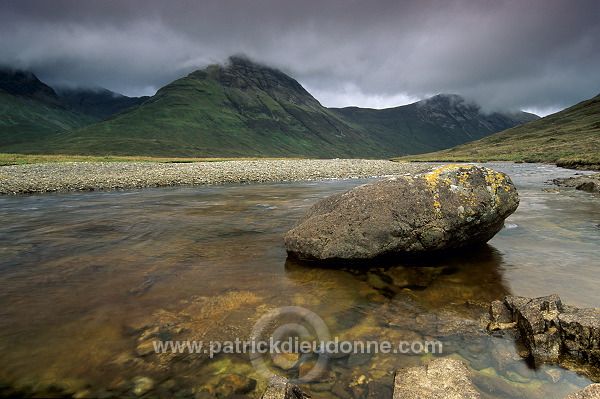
[284,164,519,262]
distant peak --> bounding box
[424,93,465,103]
[223,55,277,74]
[0,67,65,107]
[417,94,475,110]
[227,54,255,66]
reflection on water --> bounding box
[0,163,597,398]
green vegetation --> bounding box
[0,153,292,166]
[0,91,97,147]
[0,69,99,147]
[394,94,600,169]
[332,94,537,156]
[1,58,386,158]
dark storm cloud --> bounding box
[1,0,599,113]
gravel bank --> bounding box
[0,159,437,195]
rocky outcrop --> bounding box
[285,164,519,262]
[393,358,480,398]
[553,173,600,193]
[488,295,600,366]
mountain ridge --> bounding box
[332,94,538,153]
[0,68,98,146]
[0,57,539,158]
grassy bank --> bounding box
[394,152,600,169]
[0,153,296,166]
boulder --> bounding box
[393,358,480,398]
[285,164,519,262]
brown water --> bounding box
[0,163,598,398]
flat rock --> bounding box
[285,164,519,262]
[393,358,480,398]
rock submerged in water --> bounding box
[393,358,481,399]
[284,164,519,262]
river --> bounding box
[0,163,598,398]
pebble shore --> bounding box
[0,159,436,195]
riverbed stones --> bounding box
[0,159,434,195]
[393,358,480,398]
[285,164,519,262]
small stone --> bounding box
[330,381,352,399]
[542,368,563,383]
[215,374,256,396]
[366,381,393,399]
[272,352,300,370]
[136,339,157,356]
[366,272,389,290]
[298,359,317,378]
[160,379,179,392]
[132,376,154,397]
[346,352,372,368]
[505,370,530,383]
[310,382,332,392]
[73,389,93,399]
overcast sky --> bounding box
[1,0,599,116]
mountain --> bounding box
[1,57,392,158]
[56,87,149,119]
[332,94,538,154]
[0,57,539,158]
[0,69,97,146]
[394,94,600,168]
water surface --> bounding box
[0,163,598,398]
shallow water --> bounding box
[0,163,598,398]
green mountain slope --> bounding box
[0,69,98,146]
[395,94,600,168]
[332,94,538,155]
[0,58,539,158]
[3,57,391,158]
